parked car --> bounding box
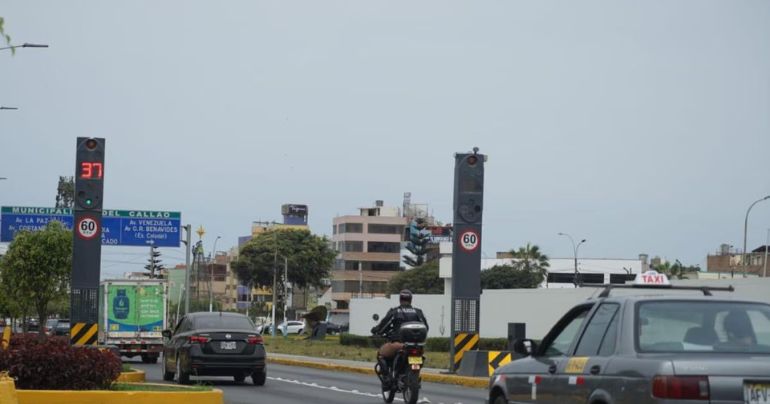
[161,312,266,385]
[277,321,304,335]
[324,322,348,335]
[487,273,770,404]
[256,323,271,334]
[45,318,70,336]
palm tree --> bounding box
[654,259,700,280]
[509,243,550,282]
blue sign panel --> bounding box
[1,207,181,247]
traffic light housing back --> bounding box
[75,137,105,211]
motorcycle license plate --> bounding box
[220,341,237,350]
[408,356,423,365]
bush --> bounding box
[425,337,450,352]
[0,334,121,390]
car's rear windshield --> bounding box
[637,301,770,354]
[193,315,255,331]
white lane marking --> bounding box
[268,376,440,403]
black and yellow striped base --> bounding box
[70,323,98,346]
[487,351,512,375]
[452,332,479,371]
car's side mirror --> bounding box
[512,339,537,357]
[162,329,173,339]
[372,314,380,321]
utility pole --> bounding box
[283,256,288,339]
[271,231,278,337]
[183,224,192,315]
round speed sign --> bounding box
[76,216,100,240]
[458,230,480,252]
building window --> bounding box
[371,261,400,271]
[339,241,363,252]
[368,224,403,234]
[339,223,363,233]
[367,242,401,253]
[333,225,337,235]
[344,261,362,270]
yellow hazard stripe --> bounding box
[453,333,479,366]
[70,323,85,338]
[488,351,512,376]
[71,323,98,345]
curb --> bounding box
[117,370,146,383]
[267,357,488,389]
[16,387,224,404]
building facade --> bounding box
[330,201,407,313]
[706,243,769,277]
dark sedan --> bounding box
[162,312,266,385]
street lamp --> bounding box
[558,232,587,287]
[741,195,770,278]
[0,43,49,52]
[209,235,221,312]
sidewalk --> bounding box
[267,352,488,388]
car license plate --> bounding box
[745,383,770,404]
[220,341,237,350]
[408,356,423,365]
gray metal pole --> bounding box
[183,224,192,315]
[764,229,769,278]
[209,236,220,312]
[283,256,288,339]
[271,234,277,337]
[742,196,770,277]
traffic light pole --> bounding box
[448,148,485,373]
[70,137,106,346]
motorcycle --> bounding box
[372,316,428,404]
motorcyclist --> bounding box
[370,289,428,387]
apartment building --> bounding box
[330,200,407,313]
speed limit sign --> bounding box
[458,230,480,252]
[76,216,100,240]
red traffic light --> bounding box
[466,155,478,166]
[85,138,98,150]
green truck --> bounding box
[99,279,167,363]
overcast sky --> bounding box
[1,1,769,278]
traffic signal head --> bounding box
[453,151,485,224]
[75,137,106,211]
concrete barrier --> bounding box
[456,350,513,377]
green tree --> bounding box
[0,221,72,335]
[230,229,335,297]
[653,259,700,280]
[387,261,443,294]
[144,246,165,279]
[481,264,543,289]
[509,243,550,281]
[55,176,75,208]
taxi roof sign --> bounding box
[634,270,671,286]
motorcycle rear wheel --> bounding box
[403,370,420,404]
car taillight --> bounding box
[247,335,263,345]
[189,335,210,344]
[652,376,709,400]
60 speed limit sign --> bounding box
[76,216,100,240]
[458,230,480,252]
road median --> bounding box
[267,355,488,388]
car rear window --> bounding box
[637,301,770,354]
[192,315,255,330]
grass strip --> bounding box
[263,335,450,369]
